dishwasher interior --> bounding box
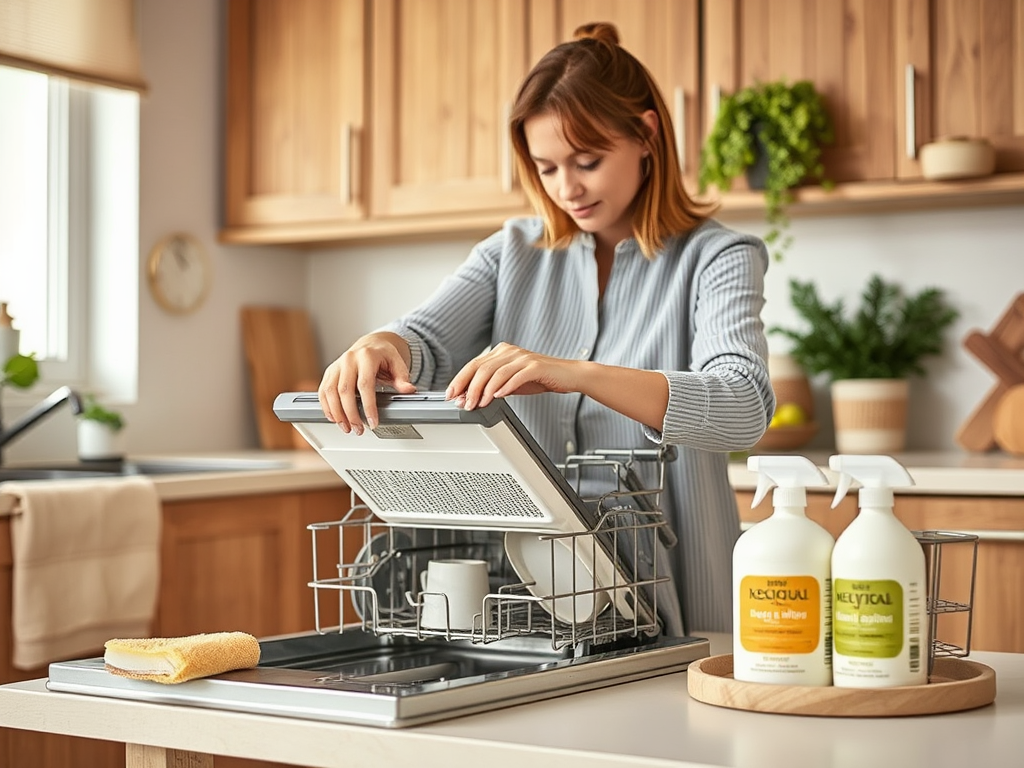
[47,446,710,728]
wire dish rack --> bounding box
[914,529,979,669]
[307,448,677,651]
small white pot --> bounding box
[77,420,125,461]
[830,378,909,454]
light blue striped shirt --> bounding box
[384,216,774,632]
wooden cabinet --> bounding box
[370,0,531,218]
[703,0,899,185]
[896,0,1024,178]
[221,0,1024,245]
[0,486,353,768]
[736,490,1024,654]
[154,488,350,638]
[224,0,368,228]
[529,0,702,191]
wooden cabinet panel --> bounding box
[703,0,898,185]
[155,489,349,638]
[897,0,1024,178]
[225,0,367,227]
[529,0,702,191]
[370,0,531,217]
[737,490,1024,653]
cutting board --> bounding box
[241,306,322,450]
[993,383,1024,455]
[956,294,1024,452]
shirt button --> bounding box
[578,347,590,359]
[565,441,576,455]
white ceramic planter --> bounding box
[77,420,125,461]
[830,378,909,454]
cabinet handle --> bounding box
[905,64,917,160]
[501,102,513,193]
[341,123,353,205]
[673,87,686,175]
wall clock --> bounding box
[146,232,212,314]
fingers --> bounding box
[448,344,562,409]
[318,334,415,434]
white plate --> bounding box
[504,531,611,625]
[350,530,414,621]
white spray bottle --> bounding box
[829,454,927,688]
[733,455,834,686]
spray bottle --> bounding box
[829,454,927,688]
[733,455,834,685]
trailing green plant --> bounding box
[1,353,39,389]
[770,275,960,381]
[699,79,835,260]
[80,394,125,432]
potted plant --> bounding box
[77,394,126,461]
[699,79,835,260]
[770,275,960,453]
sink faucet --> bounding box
[0,386,84,465]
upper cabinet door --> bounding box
[703,0,898,185]
[528,1,701,193]
[225,0,367,228]
[897,0,1024,178]
[370,0,530,218]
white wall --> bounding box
[308,204,1024,452]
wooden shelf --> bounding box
[218,172,1024,248]
[711,172,1024,222]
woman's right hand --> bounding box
[318,331,416,433]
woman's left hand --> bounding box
[445,342,580,409]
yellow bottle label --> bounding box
[738,575,821,654]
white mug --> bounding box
[418,559,490,630]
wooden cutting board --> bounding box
[994,383,1024,456]
[241,306,322,450]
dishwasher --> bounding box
[47,392,709,728]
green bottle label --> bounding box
[833,578,903,658]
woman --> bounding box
[318,23,774,634]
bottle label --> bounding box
[833,578,905,658]
[738,575,822,654]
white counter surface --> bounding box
[0,634,1021,768]
[4,449,1023,507]
[729,450,1024,496]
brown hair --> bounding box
[509,22,713,258]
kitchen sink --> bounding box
[0,457,291,482]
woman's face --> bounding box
[524,112,653,249]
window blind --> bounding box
[0,0,146,92]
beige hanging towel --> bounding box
[2,476,161,670]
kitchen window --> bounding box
[0,64,139,401]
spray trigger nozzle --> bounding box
[832,473,853,509]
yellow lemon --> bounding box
[771,402,808,428]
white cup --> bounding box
[419,559,490,630]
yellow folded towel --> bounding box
[104,632,261,684]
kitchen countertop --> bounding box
[0,633,1021,768]
[729,450,1024,496]
[1,448,1021,516]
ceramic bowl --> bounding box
[920,137,995,180]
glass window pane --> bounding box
[0,64,50,358]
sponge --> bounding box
[104,631,261,684]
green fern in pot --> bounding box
[699,79,835,260]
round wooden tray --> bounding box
[687,654,996,717]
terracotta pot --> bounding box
[830,378,909,454]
